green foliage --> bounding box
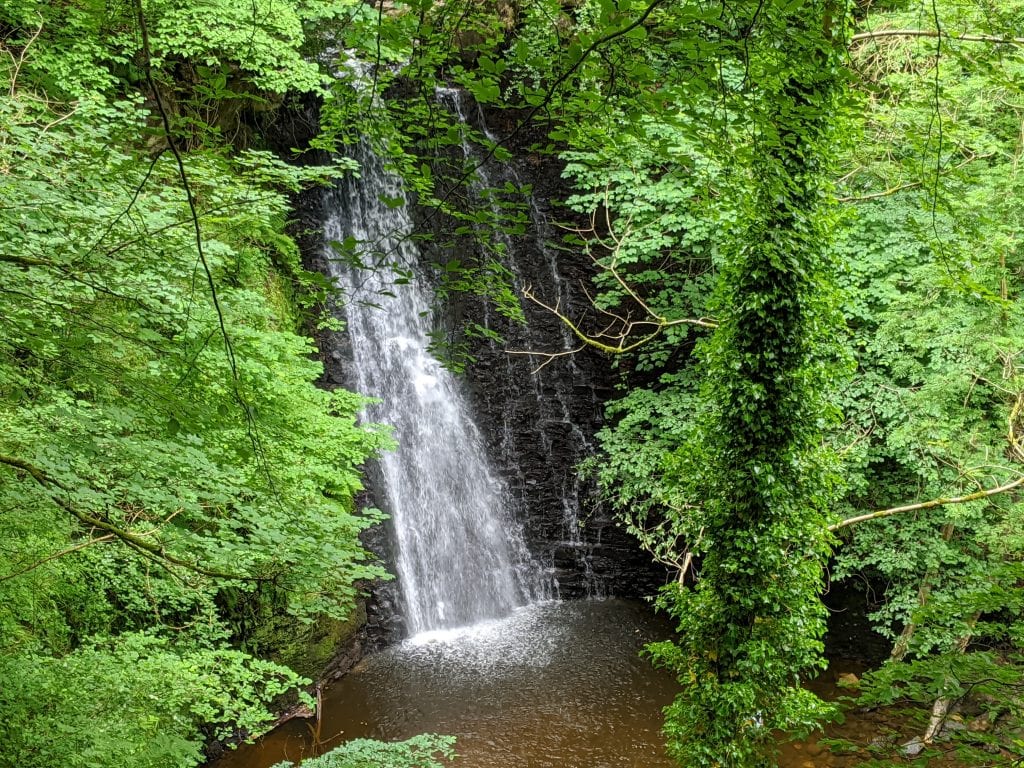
[2,0,359,99]
[272,735,457,768]
[9,0,1024,766]
[648,13,848,766]
[148,0,332,95]
[0,2,395,765]
[583,369,705,570]
[0,634,309,768]
[0,82,391,624]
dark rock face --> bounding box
[407,94,667,599]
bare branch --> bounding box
[507,345,586,373]
[520,284,715,356]
[676,526,704,585]
[851,29,1024,46]
[838,180,923,203]
[518,191,718,363]
[7,19,45,97]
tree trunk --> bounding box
[891,521,955,662]
[921,614,980,744]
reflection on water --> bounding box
[216,600,678,768]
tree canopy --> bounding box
[4,0,1024,766]
[0,1,394,765]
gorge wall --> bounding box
[409,94,667,602]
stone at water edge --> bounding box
[835,673,860,689]
[902,737,925,757]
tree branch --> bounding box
[514,200,717,360]
[6,18,45,97]
[132,0,236,382]
[0,534,115,582]
[838,180,922,203]
[837,153,994,203]
[829,475,1024,531]
[0,252,51,268]
[131,0,274,480]
[833,381,1024,531]
[519,284,715,356]
[851,29,1024,46]
[0,454,263,582]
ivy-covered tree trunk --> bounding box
[650,3,848,766]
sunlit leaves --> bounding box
[0,3,393,765]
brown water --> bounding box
[214,599,939,768]
[216,600,677,768]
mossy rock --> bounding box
[252,602,367,680]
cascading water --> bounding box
[322,143,544,635]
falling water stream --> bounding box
[323,142,544,634]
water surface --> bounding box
[217,599,678,768]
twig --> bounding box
[507,345,586,373]
[521,284,714,356]
[0,534,115,581]
[7,19,45,97]
[81,148,166,263]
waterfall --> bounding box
[322,143,543,635]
